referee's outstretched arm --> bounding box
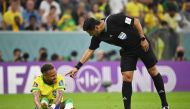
[65,49,94,78]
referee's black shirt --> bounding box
[89,13,142,52]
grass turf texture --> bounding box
[0,92,189,109]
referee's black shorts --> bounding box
[120,45,158,72]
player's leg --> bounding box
[120,49,138,109]
[139,45,169,108]
[60,98,75,109]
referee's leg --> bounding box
[148,65,169,108]
[122,71,134,109]
[120,49,137,109]
[139,46,169,109]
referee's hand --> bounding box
[65,67,78,78]
[141,39,149,52]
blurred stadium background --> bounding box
[0,0,190,109]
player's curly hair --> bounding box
[83,17,101,31]
[41,63,54,74]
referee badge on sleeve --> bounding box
[125,17,132,25]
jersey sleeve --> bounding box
[57,75,65,92]
[110,13,134,27]
[31,80,40,93]
[89,36,101,50]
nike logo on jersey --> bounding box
[109,34,113,37]
[118,32,127,40]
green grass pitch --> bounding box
[0,92,190,109]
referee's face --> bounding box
[87,29,100,37]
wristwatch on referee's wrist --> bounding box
[140,37,146,41]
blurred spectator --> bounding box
[0,0,9,15]
[8,0,24,13]
[163,5,182,32]
[174,46,186,61]
[42,5,59,31]
[25,15,39,31]
[97,0,110,16]
[76,15,85,31]
[95,50,106,61]
[72,2,87,25]
[57,8,76,31]
[148,21,180,60]
[33,0,43,10]
[124,0,145,18]
[163,0,179,12]
[36,47,48,61]
[22,52,29,62]
[51,53,63,61]
[69,50,78,61]
[59,0,74,15]
[144,4,160,33]
[7,16,25,32]
[180,0,190,32]
[39,23,48,31]
[40,0,61,17]
[13,48,23,62]
[109,0,127,14]
[0,50,4,62]
[3,0,24,30]
[88,3,105,20]
[22,0,41,24]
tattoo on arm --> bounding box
[33,91,41,109]
[54,89,63,106]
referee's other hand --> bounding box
[141,39,149,52]
[65,67,78,78]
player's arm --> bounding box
[33,91,41,109]
[133,18,149,52]
[49,89,63,109]
[66,49,94,78]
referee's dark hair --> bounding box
[41,63,54,74]
[83,17,101,31]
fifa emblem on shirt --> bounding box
[118,32,127,40]
[33,82,38,87]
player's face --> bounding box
[43,69,57,85]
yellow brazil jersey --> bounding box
[3,10,23,26]
[31,74,65,105]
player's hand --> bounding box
[65,67,79,78]
[140,38,149,52]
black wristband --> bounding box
[75,62,83,69]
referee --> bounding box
[66,13,169,109]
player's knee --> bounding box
[148,66,158,77]
[122,71,133,82]
[40,97,49,108]
[63,98,74,109]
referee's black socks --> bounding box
[122,81,132,109]
[152,73,168,107]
